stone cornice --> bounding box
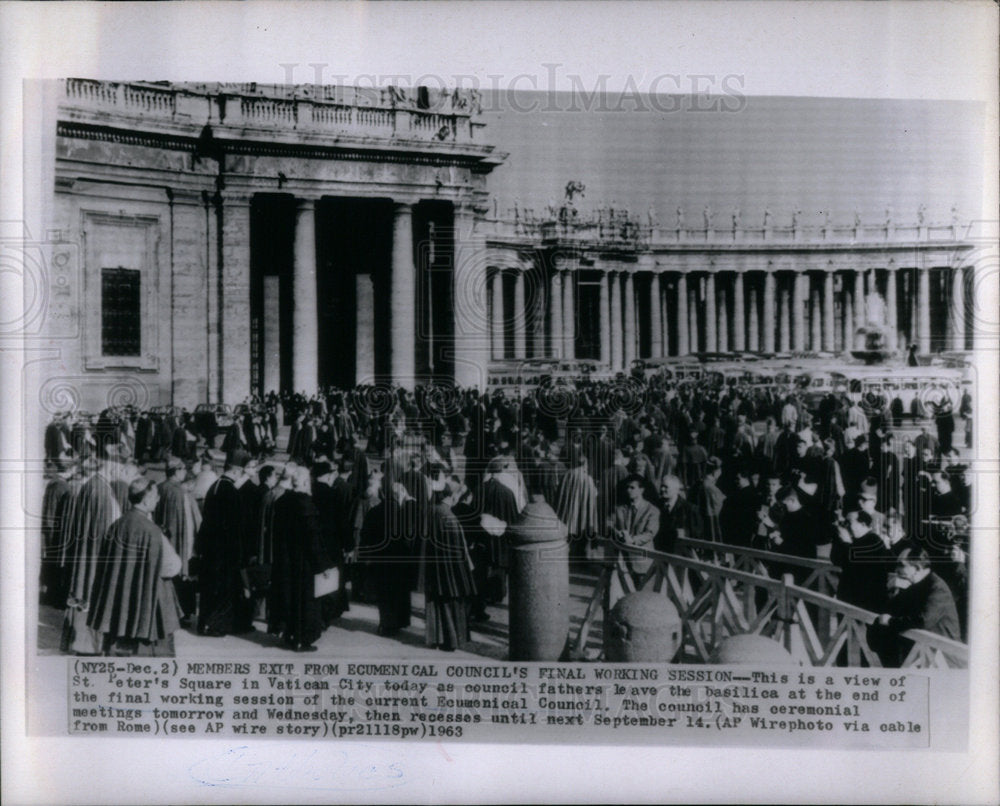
[57,120,504,171]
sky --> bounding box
[480,93,987,229]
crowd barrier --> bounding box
[569,540,968,669]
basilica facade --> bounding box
[43,80,975,411]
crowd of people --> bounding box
[40,370,973,664]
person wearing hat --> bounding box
[154,456,202,622]
[86,477,183,656]
[195,449,254,636]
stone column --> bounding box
[171,194,210,407]
[811,281,822,350]
[513,268,527,359]
[951,266,965,351]
[705,273,717,352]
[491,270,505,360]
[792,272,806,351]
[779,278,791,352]
[854,269,865,349]
[918,265,931,354]
[676,273,689,356]
[689,282,699,353]
[843,287,854,352]
[562,270,575,360]
[390,202,416,386]
[717,282,729,352]
[733,271,746,351]
[886,267,898,351]
[452,207,490,390]
[650,272,663,357]
[748,284,760,352]
[623,271,636,366]
[823,270,835,351]
[661,283,670,356]
[220,196,253,404]
[205,194,221,403]
[292,198,319,395]
[549,271,562,359]
[610,272,623,370]
[763,272,776,353]
[599,271,611,366]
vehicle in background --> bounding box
[193,403,234,445]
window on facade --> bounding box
[101,268,141,356]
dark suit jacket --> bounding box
[656,495,702,554]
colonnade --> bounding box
[487,264,969,367]
[291,199,420,392]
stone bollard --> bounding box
[604,591,682,662]
[507,494,569,661]
[710,634,799,665]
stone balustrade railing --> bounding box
[486,213,965,246]
[62,78,481,145]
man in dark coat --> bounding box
[773,486,825,584]
[360,480,419,635]
[422,474,476,651]
[268,466,331,651]
[718,464,759,547]
[839,434,872,509]
[934,397,955,455]
[195,449,253,636]
[869,544,961,667]
[312,461,349,624]
[87,477,183,656]
[171,413,198,462]
[833,510,893,613]
[655,474,702,553]
[480,456,521,603]
[873,430,901,515]
[40,458,76,606]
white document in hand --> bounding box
[313,567,340,598]
[480,513,507,537]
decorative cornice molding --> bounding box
[57,121,498,170]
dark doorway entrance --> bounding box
[250,194,295,398]
[414,200,455,383]
[316,197,394,388]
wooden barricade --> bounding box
[568,540,968,669]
